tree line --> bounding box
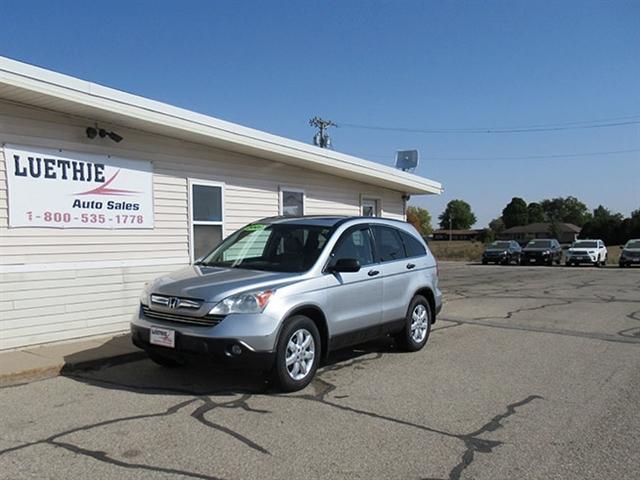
[407,196,640,244]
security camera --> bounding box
[86,127,98,139]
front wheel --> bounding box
[396,295,432,352]
[273,316,320,392]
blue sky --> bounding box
[1,0,638,227]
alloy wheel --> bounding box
[285,328,315,381]
[410,304,429,343]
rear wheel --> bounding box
[396,295,432,352]
[273,315,320,392]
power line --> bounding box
[338,115,640,134]
[347,148,640,162]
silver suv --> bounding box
[132,216,442,391]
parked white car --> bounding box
[565,239,608,267]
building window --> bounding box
[189,180,224,261]
[280,187,305,217]
[361,197,380,217]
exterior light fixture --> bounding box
[85,126,123,142]
[85,126,98,139]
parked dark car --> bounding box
[619,239,640,267]
[521,239,563,266]
[482,240,522,265]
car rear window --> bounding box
[399,230,427,258]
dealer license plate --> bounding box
[150,327,175,348]
[633,258,639,262]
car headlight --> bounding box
[209,290,274,315]
[543,250,550,255]
[140,282,151,305]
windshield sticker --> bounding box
[244,223,267,232]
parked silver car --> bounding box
[132,216,442,391]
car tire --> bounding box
[273,315,320,392]
[147,351,185,368]
[482,259,488,265]
[396,295,432,352]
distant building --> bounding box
[431,229,482,241]
[498,222,581,244]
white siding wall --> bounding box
[0,101,405,350]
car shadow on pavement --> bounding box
[60,334,401,397]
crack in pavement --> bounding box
[0,352,544,480]
[0,399,226,479]
[618,310,640,338]
[472,299,573,321]
[440,316,640,345]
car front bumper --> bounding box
[567,255,598,264]
[522,253,551,263]
[130,324,275,369]
[483,253,507,262]
[619,256,640,265]
[131,304,280,358]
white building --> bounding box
[0,57,442,350]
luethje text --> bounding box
[13,155,105,182]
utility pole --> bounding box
[309,116,336,148]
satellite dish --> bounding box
[395,150,419,172]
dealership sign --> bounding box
[4,145,154,228]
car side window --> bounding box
[399,230,427,258]
[331,227,375,266]
[371,225,406,262]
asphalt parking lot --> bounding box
[1,263,639,480]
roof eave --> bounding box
[0,56,443,195]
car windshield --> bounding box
[625,240,640,249]
[198,223,332,272]
[527,240,551,248]
[487,241,511,250]
[573,241,597,248]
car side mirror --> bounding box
[330,258,361,273]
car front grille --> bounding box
[141,306,225,326]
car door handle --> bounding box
[406,263,416,269]
[367,270,380,277]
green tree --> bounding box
[549,219,561,240]
[438,199,477,229]
[539,196,591,226]
[580,205,624,244]
[406,205,432,237]
[477,228,495,243]
[527,202,545,223]
[501,197,528,228]
[489,217,505,234]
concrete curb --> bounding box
[0,334,146,387]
